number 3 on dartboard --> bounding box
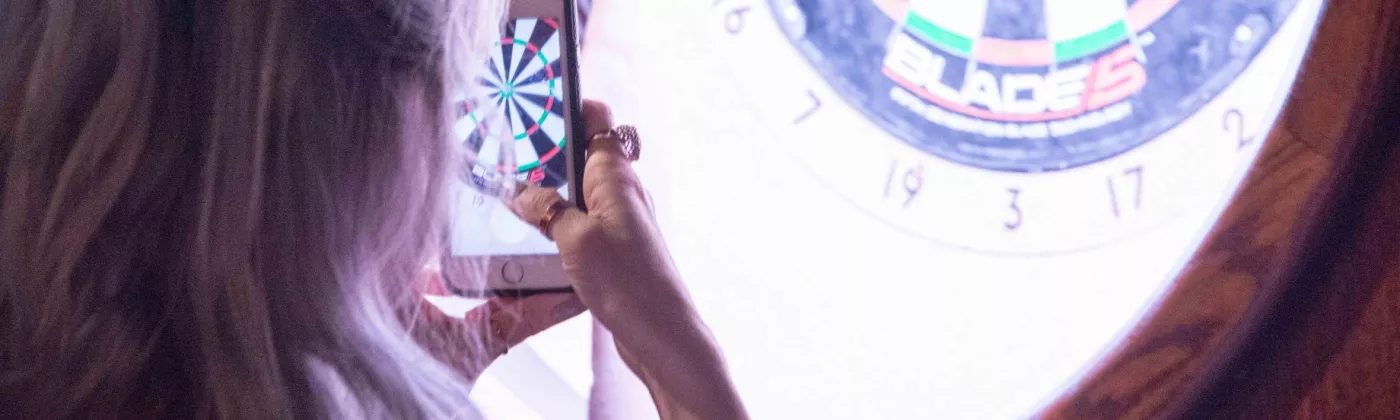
[885,161,923,208]
[1005,188,1023,231]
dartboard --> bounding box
[779,0,1298,172]
[454,17,568,193]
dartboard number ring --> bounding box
[703,0,1320,254]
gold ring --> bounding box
[538,200,569,241]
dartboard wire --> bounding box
[508,98,541,170]
[512,18,554,82]
[514,91,555,137]
[470,93,510,174]
[460,90,507,167]
[538,26,562,71]
[963,0,989,91]
[1121,0,1149,63]
[501,94,521,174]
[513,43,544,83]
[492,34,510,89]
[514,79,557,100]
[508,63,555,141]
[480,98,513,175]
[517,91,567,160]
[508,19,535,82]
[482,97,512,173]
[1042,0,1057,72]
[484,57,505,89]
[514,96,562,168]
[501,41,517,95]
[513,25,564,152]
[513,28,560,122]
[517,60,562,94]
[504,30,557,141]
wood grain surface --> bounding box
[1043,0,1400,418]
[1190,12,1400,418]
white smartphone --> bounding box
[442,0,586,297]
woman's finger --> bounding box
[576,101,648,210]
[643,188,657,216]
[439,293,587,380]
[480,293,588,354]
[514,185,588,242]
[582,99,616,150]
[581,102,633,164]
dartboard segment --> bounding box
[1044,0,1135,63]
[903,0,988,59]
[455,17,569,192]
[983,0,1045,40]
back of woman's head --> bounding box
[0,0,502,417]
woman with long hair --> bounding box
[0,0,747,418]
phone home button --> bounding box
[501,260,526,285]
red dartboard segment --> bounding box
[538,146,560,163]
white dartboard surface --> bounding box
[465,0,1327,419]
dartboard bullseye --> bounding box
[455,17,568,194]
[774,0,1297,172]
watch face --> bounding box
[454,17,570,195]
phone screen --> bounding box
[449,15,576,261]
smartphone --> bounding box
[442,0,586,297]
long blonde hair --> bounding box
[0,0,504,417]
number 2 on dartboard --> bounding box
[1224,108,1252,150]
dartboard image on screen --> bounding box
[455,17,568,195]
[777,0,1298,172]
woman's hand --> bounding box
[400,269,587,383]
[513,101,749,420]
